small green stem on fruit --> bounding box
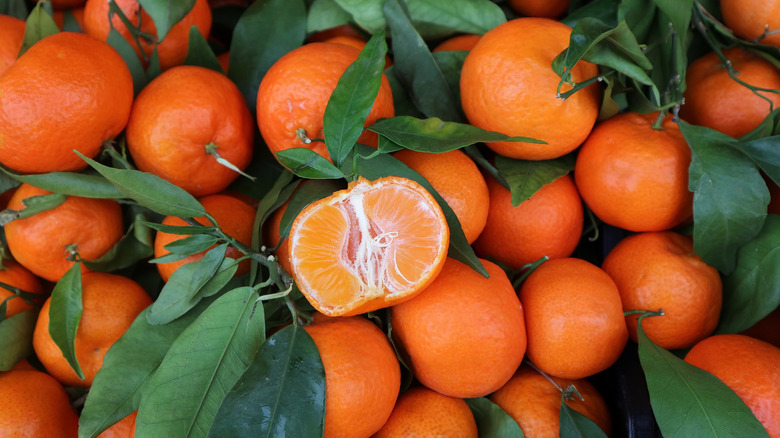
[562,384,586,402]
[257,283,292,300]
[585,207,600,242]
[512,256,548,289]
[0,281,44,309]
[525,359,565,393]
[205,142,256,181]
[65,244,82,262]
[753,24,780,44]
[102,140,135,170]
[296,128,313,144]
[556,75,603,101]
[625,308,665,318]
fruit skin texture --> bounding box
[393,149,489,244]
[684,334,780,437]
[473,174,583,270]
[519,257,628,380]
[304,316,400,438]
[154,193,257,282]
[0,369,79,437]
[83,0,212,71]
[4,184,124,283]
[574,112,693,232]
[460,17,600,160]
[680,47,780,138]
[33,272,152,387]
[0,14,24,75]
[373,386,478,438]
[256,42,395,163]
[490,366,612,438]
[391,257,527,398]
[126,65,254,197]
[97,410,137,438]
[0,258,45,318]
[721,0,780,49]
[602,231,722,350]
[0,32,133,174]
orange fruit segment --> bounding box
[289,176,449,316]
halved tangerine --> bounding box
[288,176,450,316]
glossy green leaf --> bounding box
[18,2,59,57]
[682,122,770,274]
[158,234,221,259]
[80,153,206,218]
[718,215,780,334]
[407,0,504,37]
[333,0,384,33]
[208,324,326,437]
[495,154,576,207]
[560,395,608,438]
[278,179,344,239]
[48,262,85,380]
[465,397,524,438]
[734,135,780,185]
[82,221,155,272]
[384,66,426,119]
[136,287,265,437]
[0,310,37,371]
[183,25,223,72]
[563,0,619,28]
[306,0,352,34]
[276,148,346,180]
[0,168,124,199]
[637,318,770,437]
[433,50,467,106]
[324,30,388,166]
[0,193,66,226]
[142,222,218,236]
[228,0,306,114]
[138,0,195,42]
[106,25,149,96]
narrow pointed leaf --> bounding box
[106,26,149,96]
[407,0,505,37]
[82,222,155,272]
[142,222,217,235]
[18,2,59,57]
[333,0,384,33]
[48,262,84,380]
[0,310,38,371]
[734,136,780,184]
[495,154,576,206]
[138,0,195,42]
[183,25,223,72]
[0,167,124,199]
[465,397,524,437]
[560,401,608,438]
[275,148,345,180]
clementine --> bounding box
[97,410,137,438]
[373,386,478,438]
[0,14,24,75]
[0,369,79,437]
[721,0,780,48]
[0,258,45,318]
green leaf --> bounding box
[106,25,150,97]
[160,234,221,258]
[370,116,545,154]
[183,25,224,72]
[323,30,388,167]
[384,66,425,119]
[333,0,384,33]
[464,397,524,437]
[138,0,195,42]
[208,324,326,437]
[560,396,608,438]
[407,0,505,38]
[682,122,770,274]
[717,215,780,334]
[652,0,693,44]
[0,168,124,199]
[637,317,770,438]
[146,245,235,325]
[432,50,467,106]
[18,2,59,57]
[79,153,206,218]
[734,135,780,185]
[79,299,214,438]
[562,0,619,28]
[306,0,352,34]
[82,221,155,272]
[384,0,462,122]
[228,0,306,114]
[495,154,576,207]
[48,262,85,381]
[275,148,346,179]
[0,0,27,19]
[60,9,82,32]
[0,309,38,371]
[143,222,217,236]
[0,193,66,226]
[136,287,265,437]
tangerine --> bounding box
[0,258,45,318]
[373,386,478,437]
[0,369,79,437]
[721,0,780,48]
[0,14,24,75]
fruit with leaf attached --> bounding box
[0,258,45,318]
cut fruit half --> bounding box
[289,176,450,316]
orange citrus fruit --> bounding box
[680,47,780,138]
[391,257,527,398]
[97,411,137,438]
[684,334,780,437]
[507,0,570,18]
[519,257,628,379]
[393,149,489,244]
[154,193,257,282]
[491,365,612,437]
[602,231,723,350]
[83,0,212,71]
[304,315,400,438]
[460,17,601,160]
[473,173,583,270]
[0,32,133,174]
[126,65,254,197]
[288,176,449,317]
[33,272,152,387]
[0,258,45,318]
[574,111,693,232]
[0,14,24,75]
[432,34,482,52]
[0,369,79,437]
[721,0,780,48]
[4,183,124,283]
[256,42,395,163]
[373,386,478,437]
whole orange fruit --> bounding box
[602,231,723,350]
[304,315,400,438]
[574,111,693,232]
[507,0,570,18]
[460,17,601,160]
[97,410,137,438]
[83,0,212,70]
[685,334,780,437]
[721,0,780,48]
[4,184,124,283]
[0,258,45,318]
[256,42,395,163]
[0,32,133,174]
[473,174,583,270]
[154,193,257,282]
[391,257,527,398]
[126,65,254,197]
[393,149,489,244]
[0,14,24,75]
[519,257,628,380]
[0,369,79,437]
[373,386,478,438]
[490,365,612,437]
[680,47,780,138]
[33,272,152,387]
[432,34,482,52]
